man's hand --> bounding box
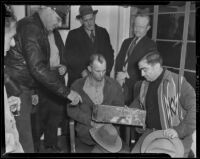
[32,94,39,106]
[81,69,89,78]
[116,71,129,86]
[91,121,104,128]
[67,90,82,105]
[5,133,15,153]
[58,64,67,76]
[8,96,21,112]
[163,128,178,139]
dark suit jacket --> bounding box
[64,25,114,86]
[115,36,157,105]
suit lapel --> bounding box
[127,36,145,64]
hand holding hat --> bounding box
[140,130,184,157]
[163,128,178,139]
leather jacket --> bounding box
[5,13,70,98]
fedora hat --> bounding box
[89,124,122,153]
[141,130,184,157]
[76,5,98,19]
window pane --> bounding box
[184,71,196,89]
[166,67,179,74]
[157,41,181,68]
[190,1,195,11]
[185,43,196,70]
[157,13,184,40]
[188,13,195,40]
[159,2,186,12]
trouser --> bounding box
[34,88,64,147]
[15,85,34,153]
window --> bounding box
[130,1,196,88]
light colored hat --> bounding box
[89,124,122,153]
[141,130,184,157]
[76,5,98,19]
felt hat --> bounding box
[89,124,122,153]
[141,130,184,157]
[46,5,70,21]
[76,5,98,19]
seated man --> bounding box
[67,54,128,152]
[129,51,196,157]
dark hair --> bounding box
[140,51,163,65]
[89,54,106,66]
[4,5,17,29]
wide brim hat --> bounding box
[76,5,98,19]
[141,130,184,157]
[89,124,122,153]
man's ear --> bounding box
[154,63,161,70]
[88,65,92,72]
[147,25,151,31]
[79,18,83,25]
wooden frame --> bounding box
[25,5,70,30]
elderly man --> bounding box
[5,6,82,152]
[64,5,114,87]
[67,54,125,152]
[115,14,157,106]
[129,51,196,157]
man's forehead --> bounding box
[92,60,106,68]
[139,60,150,68]
[82,13,94,20]
[135,17,149,25]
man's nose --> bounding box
[10,38,15,47]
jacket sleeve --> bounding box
[67,81,91,126]
[173,78,196,138]
[103,29,114,76]
[114,40,126,77]
[21,24,70,98]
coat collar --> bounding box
[33,12,49,35]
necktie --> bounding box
[90,30,95,43]
[123,37,138,71]
[127,36,138,57]
[124,37,138,64]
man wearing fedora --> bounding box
[5,5,82,152]
[129,51,196,157]
[64,5,114,87]
[67,54,129,152]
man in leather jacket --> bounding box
[5,6,82,152]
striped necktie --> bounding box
[124,37,138,65]
[90,30,95,43]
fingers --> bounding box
[70,94,82,106]
[58,65,67,75]
[163,129,178,139]
[8,96,21,111]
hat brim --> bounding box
[89,125,122,153]
[76,10,98,19]
[141,130,184,157]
